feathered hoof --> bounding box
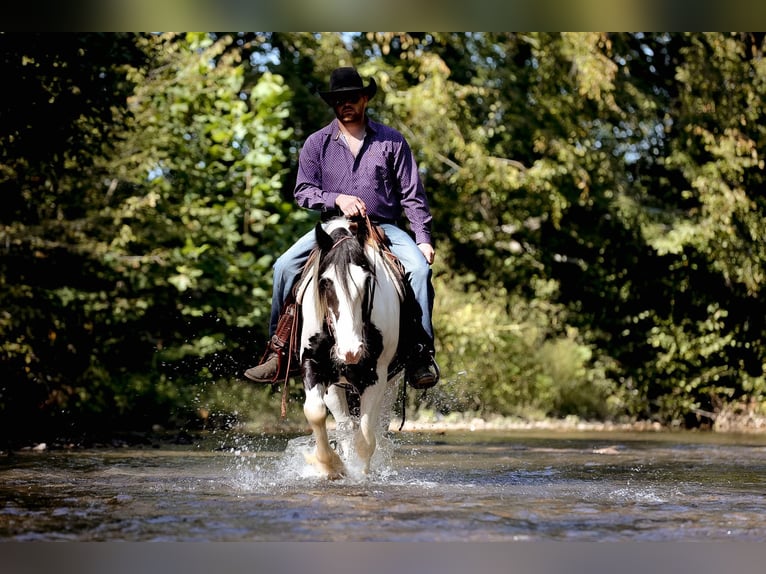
[304,451,346,480]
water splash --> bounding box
[224,427,401,491]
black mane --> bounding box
[316,219,372,303]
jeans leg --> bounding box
[269,227,316,337]
[380,224,434,341]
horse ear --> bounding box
[315,221,334,252]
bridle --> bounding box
[321,241,377,343]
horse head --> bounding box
[314,217,373,365]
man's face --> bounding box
[333,92,367,123]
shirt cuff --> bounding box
[414,230,432,245]
[323,191,341,211]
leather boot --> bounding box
[243,302,297,384]
[395,279,440,389]
[405,343,440,390]
[243,349,281,383]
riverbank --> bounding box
[252,407,766,436]
[395,408,766,433]
[5,407,765,455]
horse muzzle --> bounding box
[336,344,364,365]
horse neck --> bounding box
[365,241,406,302]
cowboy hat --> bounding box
[318,67,377,106]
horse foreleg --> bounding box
[303,385,345,479]
[354,376,388,474]
[325,383,355,458]
[325,383,352,430]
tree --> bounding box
[3,33,765,440]
[343,32,766,424]
[614,33,766,424]
[1,33,146,442]
[0,33,303,442]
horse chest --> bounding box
[301,324,384,393]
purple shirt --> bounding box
[294,118,433,245]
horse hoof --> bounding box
[304,451,346,480]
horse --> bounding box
[296,216,405,479]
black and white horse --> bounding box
[297,217,404,479]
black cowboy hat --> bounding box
[318,67,377,106]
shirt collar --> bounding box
[331,117,377,140]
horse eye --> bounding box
[319,277,333,292]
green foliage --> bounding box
[2,32,766,441]
[96,33,310,427]
[355,32,765,426]
[106,33,302,325]
[429,268,627,421]
[0,33,302,442]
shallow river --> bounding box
[1,429,765,542]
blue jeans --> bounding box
[269,223,434,342]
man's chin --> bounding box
[336,111,361,122]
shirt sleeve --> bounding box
[294,134,340,212]
[395,137,433,245]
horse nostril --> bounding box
[343,348,362,364]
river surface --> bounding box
[1,429,765,542]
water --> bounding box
[2,429,765,542]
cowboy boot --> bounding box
[394,281,440,389]
[405,342,440,390]
[243,302,297,384]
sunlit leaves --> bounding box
[3,32,766,435]
[359,31,766,424]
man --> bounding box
[244,66,439,389]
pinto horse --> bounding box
[297,216,405,479]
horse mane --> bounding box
[311,218,372,320]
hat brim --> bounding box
[319,78,377,106]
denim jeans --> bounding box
[269,222,434,341]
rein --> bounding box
[322,227,377,343]
[279,299,302,418]
[331,235,355,250]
